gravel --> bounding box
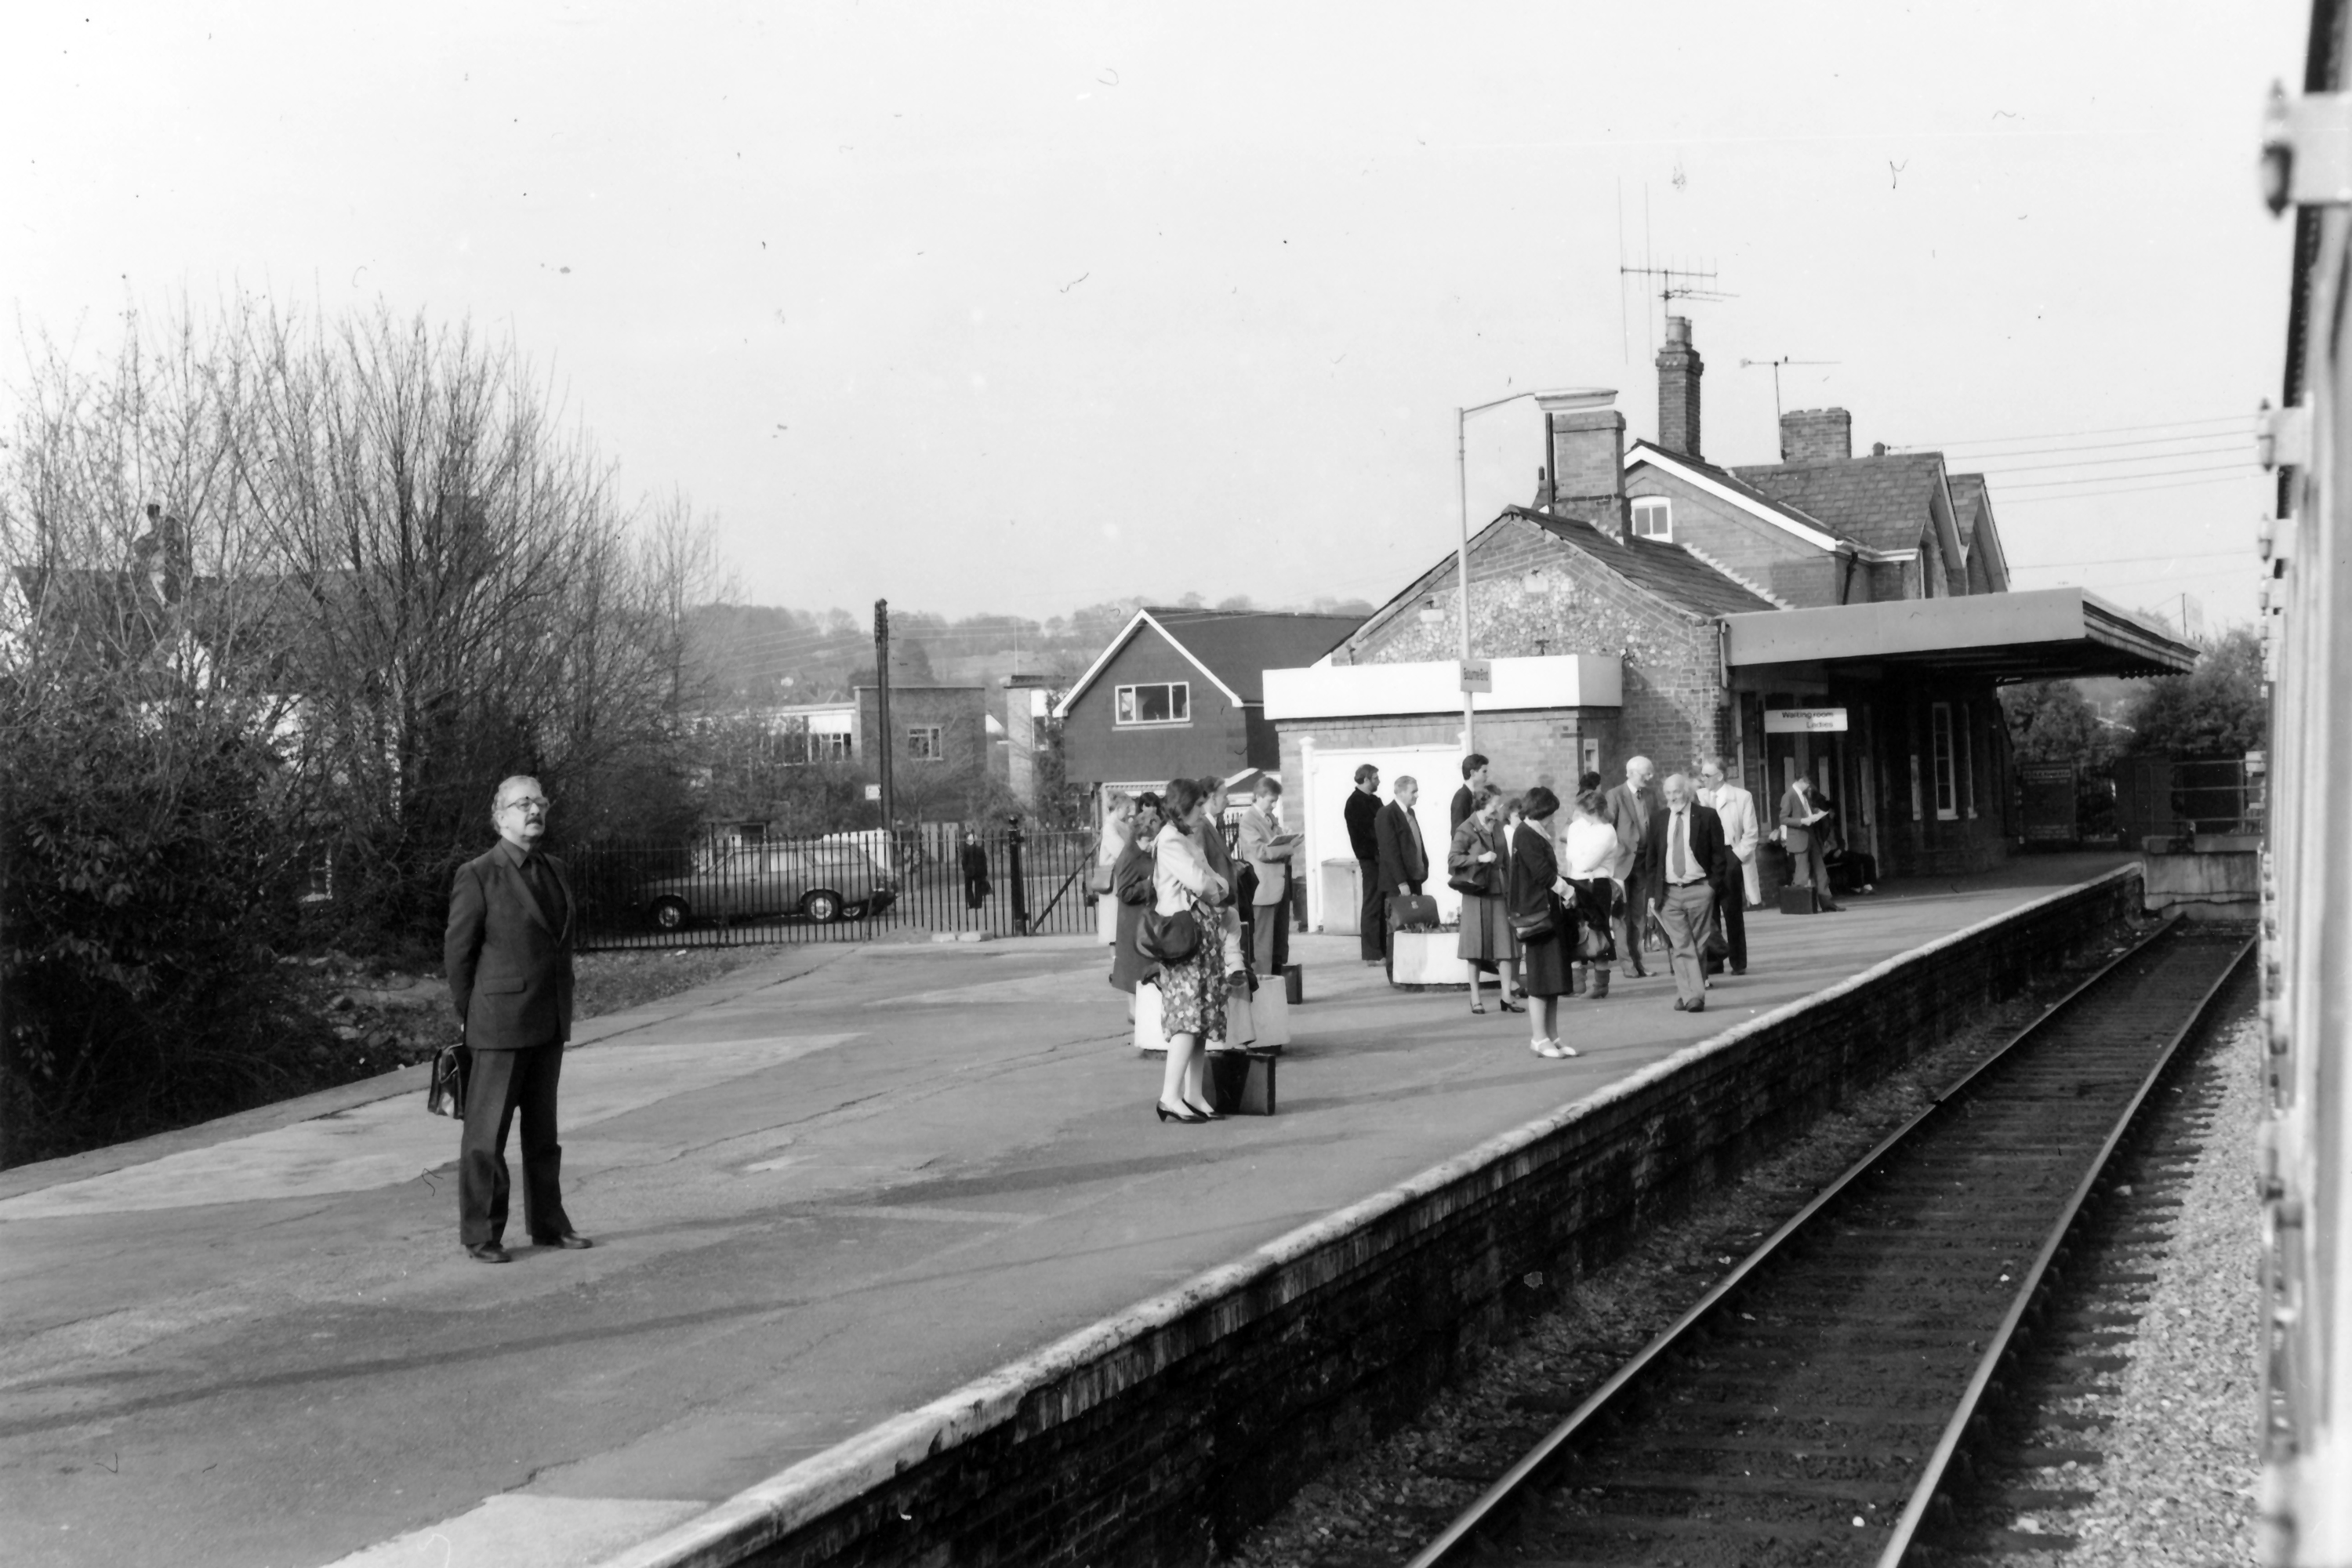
[2010,1009,2263,1568]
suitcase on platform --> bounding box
[1779,885,1820,915]
[1204,1047,1279,1115]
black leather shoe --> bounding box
[535,1232,593,1250]
[466,1242,511,1264]
[1672,997,1690,1011]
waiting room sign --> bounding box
[1764,706,1849,733]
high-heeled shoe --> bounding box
[1156,1100,1207,1123]
[1468,1000,1486,1015]
[1498,998,1526,1014]
[1183,1098,1227,1120]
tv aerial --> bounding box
[1739,355,1841,421]
[1617,181,1736,360]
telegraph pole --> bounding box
[873,599,895,844]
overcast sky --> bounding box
[1,2,2308,630]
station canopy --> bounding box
[1722,586,2200,684]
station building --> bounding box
[1264,319,2198,931]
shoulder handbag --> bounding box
[1137,906,1202,965]
[1447,861,1493,898]
[426,1042,470,1118]
[1509,893,1557,942]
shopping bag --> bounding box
[1253,984,1292,1051]
[1134,979,1169,1054]
[1218,983,1258,1049]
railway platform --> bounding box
[0,851,2130,1568]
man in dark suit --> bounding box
[1344,764,1385,964]
[1449,753,1490,833]
[1605,757,1657,979]
[445,775,590,1263]
[1375,775,1430,956]
[1636,771,1726,1013]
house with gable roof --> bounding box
[1052,607,1364,800]
[1261,321,2194,928]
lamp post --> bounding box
[1454,387,1615,753]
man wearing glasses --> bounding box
[445,775,590,1262]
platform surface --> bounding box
[0,852,2129,1568]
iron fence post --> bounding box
[1007,815,1029,935]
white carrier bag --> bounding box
[1251,982,1291,1051]
[1133,979,1169,1055]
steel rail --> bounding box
[1875,927,2255,1565]
[1403,912,2206,1568]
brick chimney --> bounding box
[1538,390,1625,534]
[1654,315,1703,459]
[1780,408,1852,463]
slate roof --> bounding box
[1623,441,1858,550]
[1511,508,1779,618]
[1727,453,1947,554]
[1947,474,1990,548]
[1134,608,1364,702]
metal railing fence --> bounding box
[2113,756,2267,844]
[563,822,1101,950]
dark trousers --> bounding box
[1712,878,1747,971]
[459,1041,572,1247]
[1357,858,1387,960]
[1617,869,1651,975]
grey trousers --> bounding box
[1656,881,1717,1007]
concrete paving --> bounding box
[0,852,2130,1568]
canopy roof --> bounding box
[1722,586,2199,683]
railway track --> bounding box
[1405,916,2252,1568]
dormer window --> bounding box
[1630,497,1672,540]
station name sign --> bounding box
[1763,706,1849,734]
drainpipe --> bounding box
[1838,546,1860,605]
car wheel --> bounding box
[840,902,867,921]
[650,897,690,931]
[801,890,842,923]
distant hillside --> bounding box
[688,593,1373,706]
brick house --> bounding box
[852,683,990,822]
[1265,320,2194,926]
[1052,608,1363,800]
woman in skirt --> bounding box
[1150,776,1228,1123]
[1508,785,1578,1059]
[1447,785,1522,1015]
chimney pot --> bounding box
[1871,441,1887,457]
[1780,407,1853,463]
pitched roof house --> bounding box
[1052,607,1362,796]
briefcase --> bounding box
[1204,1047,1279,1115]
[1392,893,1441,931]
[1779,885,1820,915]
[426,1043,470,1118]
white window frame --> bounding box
[1930,702,1958,820]
[1113,680,1191,727]
[1630,496,1672,540]
[907,724,944,762]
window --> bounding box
[1630,497,1672,539]
[1114,681,1190,726]
[811,731,852,763]
[907,725,943,762]
[1930,702,1957,820]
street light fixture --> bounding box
[1454,386,1615,752]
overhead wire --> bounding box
[1966,442,2245,477]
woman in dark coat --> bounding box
[960,830,992,912]
[1508,785,1577,1060]
[1448,785,1521,1016]
[1108,798,1162,1014]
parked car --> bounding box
[639,841,898,931]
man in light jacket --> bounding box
[1697,756,1759,975]
[1605,756,1657,979]
[1236,775,1297,980]
[1779,771,1843,912]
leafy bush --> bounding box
[1,705,332,1166]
